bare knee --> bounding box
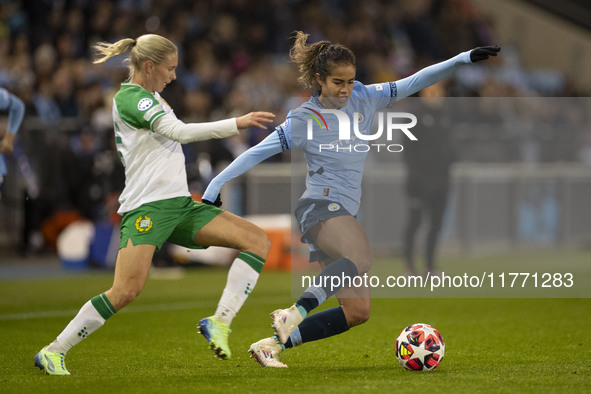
[246,227,272,258]
[342,302,371,328]
[345,255,372,275]
[105,286,142,310]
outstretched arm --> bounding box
[202,131,285,204]
[153,111,275,144]
[395,46,500,100]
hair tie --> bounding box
[131,39,137,48]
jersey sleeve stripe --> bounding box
[149,111,166,130]
[276,125,290,151]
[387,82,398,107]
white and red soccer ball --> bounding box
[395,323,445,371]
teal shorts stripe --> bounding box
[91,293,117,320]
[237,251,265,273]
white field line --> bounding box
[0,296,282,321]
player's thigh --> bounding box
[309,215,372,272]
[193,211,270,256]
[108,240,156,309]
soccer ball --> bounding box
[395,323,445,371]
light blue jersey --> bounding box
[0,88,25,176]
[276,81,395,214]
[203,51,472,216]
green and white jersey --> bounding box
[113,82,190,214]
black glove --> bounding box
[202,193,222,207]
[470,46,501,62]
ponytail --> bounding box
[289,31,355,91]
[93,34,177,79]
[93,38,136,64]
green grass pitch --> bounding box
[1,251,590,393]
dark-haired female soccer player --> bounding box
[202,31,499,367]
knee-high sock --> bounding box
[46,293,116,354]
[284,307,349,348]
[214,251,265,325]
[296,258,358,316]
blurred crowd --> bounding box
[0,0,589,253]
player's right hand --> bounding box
[236,112,276,130]
[202,193,222,207]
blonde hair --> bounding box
[289,31,355,91]
[93,34,177,78]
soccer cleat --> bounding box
[34,346,70,375]
[198,316,232,359]
[271,305,303,344]
[249,337,288,368]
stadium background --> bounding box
[1,0,591,265]
[0,1,590,392]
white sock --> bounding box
[46,294,116,354]
[214,252,264,326]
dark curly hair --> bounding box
[290,31,356,92]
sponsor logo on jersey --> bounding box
[143,104,163,121]
[328,203,340,212]
[135,215,153,232]
[137,98,153,111]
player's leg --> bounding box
[105,241,157,309]
[35,241,155,375]
[272,215,372,343]
[251,274,370,368]
[193,210,271,257]
[194,211,271,359]
[285,284,370,346]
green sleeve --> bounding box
[114,87,166,130]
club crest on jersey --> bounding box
[135,215,153,232]
[328,203,340,212]
[137,98,153,111]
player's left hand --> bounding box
[236,112,276,130]
[470,46,501,62]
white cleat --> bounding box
[271,305,303,344]
[248,337,288,368]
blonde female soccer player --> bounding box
[34,34,275,375]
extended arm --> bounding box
[152,111,275,144]
[202,131,285,203]
[153,112,239,143]
[395,46,500,100]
